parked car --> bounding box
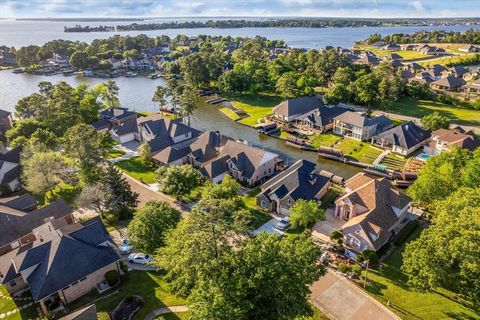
[276,218,291,231]
[119,239,132,254]
[128,253,153,265]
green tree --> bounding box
[94,80,120,109]
[152,85,168,112]
[127,201,181,254]
[156,164,202,199]
[69,51,90,70]
[179,85,198,125]
[29,128,58,150]
[402,188,480,307]
[103,164,139,220]
[203,175,241,200]
[289,199,325,229]
[276,72,298,99]
[75,183,109,216]
[420,112,451,131]
[138,142,155,168]
[16,45,41,67]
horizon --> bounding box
[0,0,479,19]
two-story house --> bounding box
[334,173,412,252]
[372,121,431,156]
[424,126,480,156]
[256,159,330,215]
[333,111,393,141]
[295,106,348,133]
[272,96,324,123]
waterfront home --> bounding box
[430,76,466,92]
[333,111,394,141]
[0,146,24,195]
[371,121,431,156]
[0,109,13,138]
[354,54,381,66]
[0,216,120,314]
[92,107,138,131]
[272,96,324,122]
[295,106,348,132]
[256,159,330,215]
[0,46,16,66]
[334,173,412,252]
[423,126,480,156]
[0,197,72,256]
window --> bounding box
[260,200,266,208]
[288,199,292,205]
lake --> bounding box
[2,20,478,178]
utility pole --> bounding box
[363,259,369,289]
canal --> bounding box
[0,71,361,178]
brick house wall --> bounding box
[4,276,28,295]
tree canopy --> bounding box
[156,164,203,199]
[290,199,325,229]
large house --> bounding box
[0,216,120,314]
[430,76,466,92]
[334,173,412,252]
[294,106,348,132]
[0,146,24,195]
[272,96,324,122]
[92,108,138,132]
[424,126,480,156]
[256,159,330,215]
[333,111,394,141]
[372,121,431,156]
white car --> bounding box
[128,253,153,265]
[119,239,132,254]
[276,218,291,231]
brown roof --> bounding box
[433,128,480,151]
[345,173,376,191]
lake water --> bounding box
[2,20,479,178]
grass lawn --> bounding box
[380,153,407,171]
[180,184,208,203]
[156,312,189,319]
[70,271,187,320]
[115,157,157,184]
[354,46,432,60]
[219,107,241,121]
[242,188,272,229]
[418,53,477,67]
[227,94,282,126]
[336,139,383,164]
[388,97,480,127]
[319,186,342,209]
[36,182,80,206]
[0,286,41,320]
[308,133,342,149]
[108,149,126,159]
[362,228,479,320]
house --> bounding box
[0,197,73,256]
[295,106,348,132]
[0,109,12,139]
[442,65,467,78]
[424,126,480,156]
[400,44,417,51]
[0,216,120,314]
[272,96,324,122]
[0,46,16,66]
[92,108,138,131]
[333,111,394,141]
[334,173,412,252]
[386,53,403,61]
[372,121,431,156]
[0,146,24,195]
[458,44,479,53]
[406,62,423,73]
[430,76,466,92]
[355,55,381,66]
[460,79,480,94]
[256,159,330,215]
[382,43,400,51]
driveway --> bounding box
[253,217,285,236]
[310,270,400,320]
[109,228,157,271]
[312,208,345,243]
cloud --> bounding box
[0,0,476,18]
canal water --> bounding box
[0,71,360,178]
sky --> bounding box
[0,0,478,19]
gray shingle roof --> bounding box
[431,76,466,89]
[298,106,348,128]
[374,121,431,149]
[272,96,323,118]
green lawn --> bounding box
[308,133,342,149]
[0,286,41,320]
[108,149,126,159]
[354,46,432,60]
[242,187,272,229]
[70,271,187,320]
[219,107,241,121]
[180,184,208,203]
[115,157,157,184]
[336,139,383,164]
[36,182,80,206]
[418,53,477,67]
[227,94,282,126]
[156,312,189,319]
[380,153,407,171]
[388,97,480,127]
[363,228,479,320]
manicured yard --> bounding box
[380,153,407,171]
[115,157,157,184]
[354,46,432,60]
[36,182,80,206]
[307,133,342,149]
[418,53,477,67]
[227,94,282,126]
[363,228,478,320]
[336,139,383,164]
[242,188,272,229]
[179,184,208,203]
[70,271,187,320]
[108,149,126,159]
[388,97,480,127]
[156,312,189,319]
[0,286,41,320]
[219,107,241,121]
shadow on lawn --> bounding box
[444,311,479,320]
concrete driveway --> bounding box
[253,217,285,236]
[109,228,157,271]
[312,208,345,243]
[310,270,400,320]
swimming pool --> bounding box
[416,153,431,161]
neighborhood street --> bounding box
[310,270,400,320]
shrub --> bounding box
[337,263,352,274]
[105,270,120,287]
[351,264,362,277]
[355,249,379,266]
[119,261,128,273]
[330,230,343,241]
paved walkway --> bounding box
[145,305,189,320]
[310,270,400,320]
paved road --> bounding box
[310,270,400,320]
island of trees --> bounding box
[64,17,480,32]
[365,29,480,45]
